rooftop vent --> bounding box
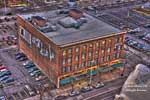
[69,8,83,19]
[31,16,46,27]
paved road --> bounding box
[66,78,126,100]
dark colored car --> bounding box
[0,76,9,81]
[25,63,35,69]
[27,67,39,73]
[15,53,26,60]
[2,77,14,84]
[54,95,68,100]
[0,71,11,78]
[144,24,150,28]
[18,56,28,61]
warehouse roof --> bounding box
[20,9,122,46]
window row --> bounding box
[63,43,123,56]
[62,52,121,65]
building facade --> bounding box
[17,9,125,88]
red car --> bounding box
[0,65,7,70]
[2,35,17,45]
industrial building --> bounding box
[17,8,125,88]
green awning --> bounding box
[60,77,74,85]
[86,70,97,76]
[111,63,124,69]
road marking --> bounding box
[84,86,121,100]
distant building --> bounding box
[17,9,125,88]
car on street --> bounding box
[1,77,14,84]
[93,82,104,89]
[68,90,80,97]
[2,35,17,45]
[54,95,68,100]
[80,85,93,93]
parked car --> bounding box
[93,82,104,89]
[0,66,7,71]
[1,77,14,84]
[22,61,32,66]
[18,56,28,61]
[35,75,47,81]
[27,67,39,73]
[0,96,6,100]
[69,90,80,97]
[24,85,36,96]
[15,53,26,60]
[0,70,11,78]
[25,63,35,69]
[0,76,9,81]
[2,35,17,45]
[80,86,93,93]
[30,70,41,77]
[144,24,150,28]
[132,43,147,51]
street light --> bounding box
[89,60,94,85]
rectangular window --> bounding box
[116,52,120,58]
[88,52,92,57]
[62,67,66,73]
[82,45,86,50]
[95,50,99,55]
[115,37,120,43]
[96,42,99,48]
[89,43,93,48]
[81,62,86,68]
[20,27,25,36]
[67,66,71,72]
[107,48,111,53]
[75,55,79,62]
[49,45,55,61]
[68,58,72,64]
[101,49,105,54]
[63,59,66,65]
[74,64,78,70]
[94,59,98,65]
[63,50,66,56]
[82,54,86,60]
[106,55,110,62]
[100,57,104,63]
[68,48,72,54]
[88,60,92,67]
[75,47,79,53]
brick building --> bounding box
[17,9,125,88]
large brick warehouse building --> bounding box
[17,9,125,88]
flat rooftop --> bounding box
[20,9,122,46]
